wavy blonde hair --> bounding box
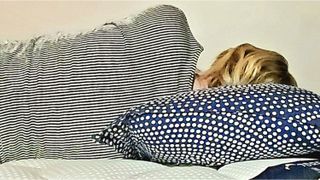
[198,43,297,88]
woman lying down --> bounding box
[93,43,319,177]
[193,43,297,90]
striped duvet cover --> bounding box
[0,5,203,163]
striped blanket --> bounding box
[0,5,203,163]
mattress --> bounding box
[0,158,316,180]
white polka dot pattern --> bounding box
[94,84,320,167]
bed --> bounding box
[0,158,319,180]
[0,5,319,180]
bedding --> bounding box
[0,5,202,163]
[94,83,320,167]
[1,4,319,179]
[0,158,317,180]
[253,159,320,179]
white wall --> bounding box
[0,1,319,93]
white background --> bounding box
[0,1,319,93]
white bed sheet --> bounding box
[0,158,315,180]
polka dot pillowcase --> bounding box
[93,84,320,167]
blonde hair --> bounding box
[199,43,297,88]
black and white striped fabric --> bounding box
[0,5,203,163]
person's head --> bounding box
[194,43,297,90]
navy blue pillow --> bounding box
[93,84,320,166]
